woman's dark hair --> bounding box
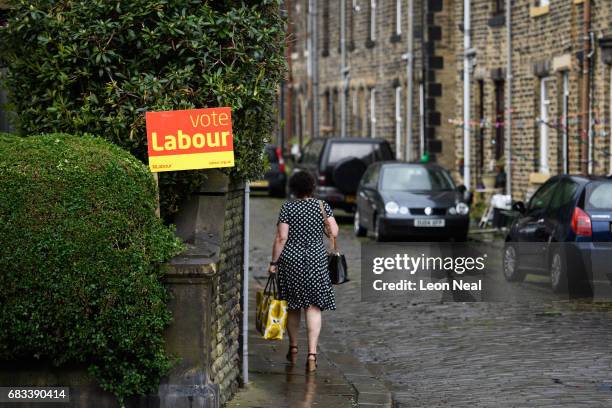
[289,171,316,198]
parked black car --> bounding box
[250,144,287,197]
[354,162,471,241]
[292,137,394,212]
[503,175,612,293]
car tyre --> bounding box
[373,214,386,242]
[549,247,569,294]
[503,242,525,282]
[354,209,367,237]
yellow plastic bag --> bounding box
[256,276,288,340]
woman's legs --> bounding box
[304,305,322,357]
[287,309,301,348]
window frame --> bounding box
[539,77,554,174]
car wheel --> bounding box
[373,214,386,242]
[549,248,568,293]
[503,242,525,282]
[354,209,367,237]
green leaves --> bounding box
[0,133,183,402]
[0,0,286,221]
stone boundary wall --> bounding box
[210,183,244,405]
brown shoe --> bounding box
[306,353,317,373]
[286,345,298,363]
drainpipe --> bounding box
[340,0,347,138]
[241,184,250,385]
[419,83,425,157]
[312,0,319,140]
[306,0,318,141]
[420,0,428,158]
[463,0,471,189]
[580,0,591,175]
[505,0,512,197]
[285,0,293,155]
[404,0,414,161]
[587,32,595,175]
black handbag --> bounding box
[319,201,349,285]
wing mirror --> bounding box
[512,201,526,214]
[457,185,473,205]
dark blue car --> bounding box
[503,175,612,293]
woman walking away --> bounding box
[268,171,339,373]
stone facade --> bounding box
[287,0,612,199]
[288,0,458,168]
[452,0,612,198]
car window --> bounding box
[549,179,577,210]
[586,182,612,210]
[527,180,558,212]
[301,140,324,165]
[327,142,377,167]
[380,166,455,191]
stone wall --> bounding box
[210,185,244,406]
[452,0,612,199]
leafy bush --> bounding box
[0,0,286,220]
[0,133,183,401]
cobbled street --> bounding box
[250,195,612,407]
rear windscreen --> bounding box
[327,143,377,166]
[586,183,612,210]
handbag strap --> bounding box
[264,275,278,297]
[318,200,338,252]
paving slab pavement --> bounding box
[225,276,391,408]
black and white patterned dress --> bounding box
[277,198,336,311]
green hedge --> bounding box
[0,133,183,401]
[0,0,286,220]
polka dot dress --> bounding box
[277,198,336,311]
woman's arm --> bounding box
[326,216,339,238]
[269,222,289,274]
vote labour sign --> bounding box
[145,107,235,172]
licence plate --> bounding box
[250,180,269,188]
[414,219,445,227]
[345,195,356,204]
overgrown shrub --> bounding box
[0,133,183,401]
[0,0,286,220]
